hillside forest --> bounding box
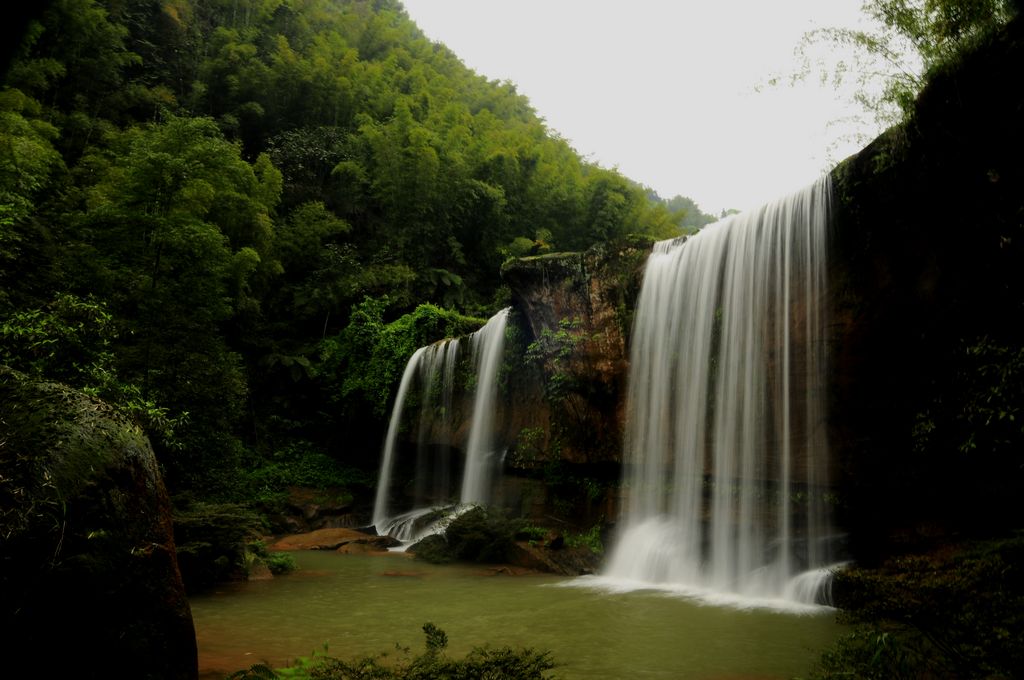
[0,0,718,507]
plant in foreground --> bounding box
[227,623,555,680]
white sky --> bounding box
[400,0,883,216]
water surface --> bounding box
[191,551,843,679]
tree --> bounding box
[0,91,65,309]
[786,0,1018,137]
[73,115,281,492]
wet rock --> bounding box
[829,15,1024,562]
[270,527,399,551]
[508,541,601,576]
[500,238,652,467]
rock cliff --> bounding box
[828,15,1024,561]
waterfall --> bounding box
[372,308,510,538]
[605,176,838,605]
[460,307,510,504]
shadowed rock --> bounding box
[0,367,197,680]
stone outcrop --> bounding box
[270,527,400,551]
[492,238,651,524]
[0,367,198,679]
[499,237,650,467]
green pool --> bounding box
[190,551,843,679]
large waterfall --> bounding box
[604,176,837,606]
[372,308,510,540]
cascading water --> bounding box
[371,339,460,534]
[604,176,839,606]
[372,308,510,541]
[460,308,509,504]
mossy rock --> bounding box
[0,367,198,679]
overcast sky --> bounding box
[400,0,883,216]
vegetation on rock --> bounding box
[786,0,1018,146]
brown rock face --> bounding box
[385,240,650,528]
[485,240,651,525]
[270,527,400,551]
[499,238,651,467]
[0,367,198,680]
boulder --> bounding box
[507,541,602,576]
[0,367,197,679]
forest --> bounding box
[0,0,714,507]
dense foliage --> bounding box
[0,0,703,503]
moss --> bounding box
[0,366,156,542]
[409,507,524,565]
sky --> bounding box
[399,0,884,216]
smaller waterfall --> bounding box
[371,339,460,531]
[372,308,510,540]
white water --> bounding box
[604,176,837,606]
[371,345,429,530]
[460,308,510,504]
[372,308,510,538]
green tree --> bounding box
[72,115,281,492]
[789,0,1018,132]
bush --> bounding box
[564,523,604,556]
[319,298,486,417]
[172,501,266,592]
[228,623,555,680]
[809,536,1024,679]
[239,442,371,510]
[248,540,297,576]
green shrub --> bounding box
[319,298,486,417]
[239,442,371,511]
[565,523,604,556]
[230,623,554,679]
[809,536,1024,679]
[172,501,266,591]
[248,540,297,576]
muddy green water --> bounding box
[191,551,844,679]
